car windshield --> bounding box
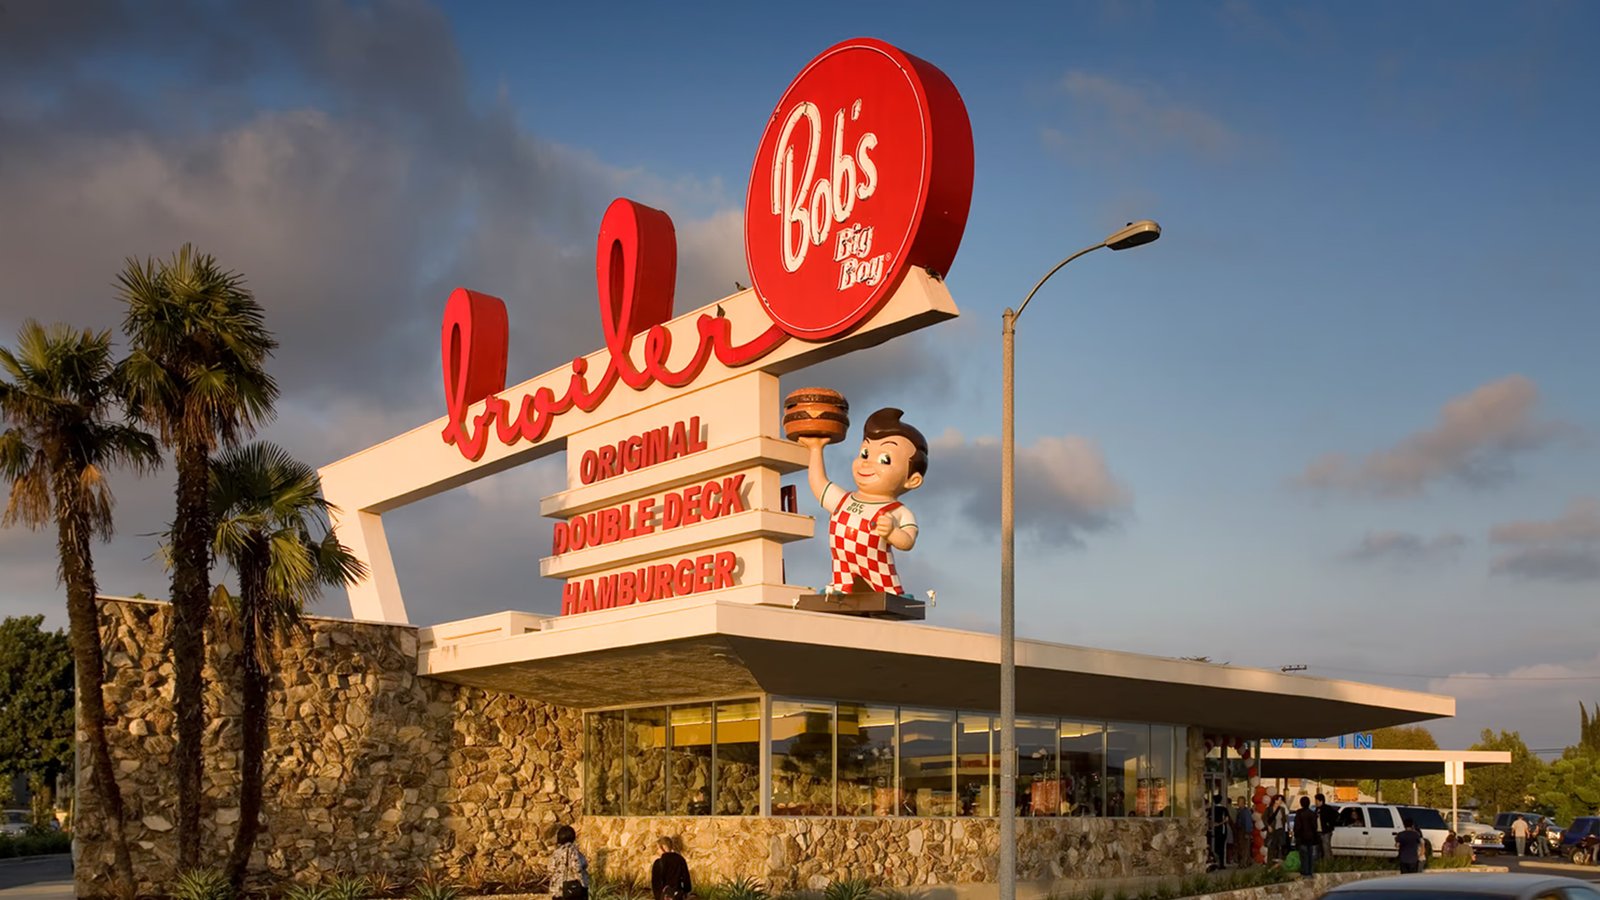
[1401,807,1448,830]
[3,811,27,825]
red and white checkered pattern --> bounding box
[827,492,905,596]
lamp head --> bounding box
[1104,220,1162,251]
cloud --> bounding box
[1042,71,1242,162]
[918,429,1131,547]
[1489,497,1600,583]
[1341,530,1466,566]
[0,0,752,626]
[1425,651,1600,752]
[1296,375,1574,497]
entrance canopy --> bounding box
[415,597,1454,737]
[1259,747,1510,780]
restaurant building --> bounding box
[78,37,1458,896]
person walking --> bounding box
[549,825,590,900]
[1293,796,1320,877]
[1315,793,1337,863]
[1395,818,1425,874]
[1512,815,1529,857]
[651,836,692,900]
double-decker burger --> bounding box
[782,387,850,444]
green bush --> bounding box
[328,875,370,900]
[704,876,770,900]
[171,869,235,900]
[281,884,332,900]
[410,870,460,900]
[822,878,876,900]
[0,829,71,858]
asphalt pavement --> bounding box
[0,855,71,900]
[1491,854,1600,884]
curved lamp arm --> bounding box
[1012,242,1106,323]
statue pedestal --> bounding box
[793,591,926,621]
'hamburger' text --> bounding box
[561,552,738,614]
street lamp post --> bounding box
[998,220,1161,900]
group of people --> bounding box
[1211,791,1340,874]
[1214,793,1463,877]
[546,827,692,900]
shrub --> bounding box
[328,875,370,900]
[282,884,332,900]
[705,876,770,900]
[171,869,235,900]
[367,872,408,898]
[822,879,875,900]
[410,870,460,900]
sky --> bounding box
[0,0,1596,755]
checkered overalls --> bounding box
[827,491,906,596]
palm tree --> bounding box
[115,245,278,868]
[0,322,158,891]
[208,442,363,889]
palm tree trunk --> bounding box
[170,440,212,871]
[59,489,137,890]
[225,557,268,890]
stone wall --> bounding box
[580,815,1206,890]
[78,600,582,897]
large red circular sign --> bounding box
[744,38,974,341]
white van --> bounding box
[1330,803,1450,858]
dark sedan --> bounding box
[1320,873,1600,900]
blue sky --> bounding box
[0,0,1595,753]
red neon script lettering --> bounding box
[441,198,789,461]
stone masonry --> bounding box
[80,598,1207,896]
[79,599,582,897]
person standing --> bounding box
[1316,793,1337,863]
[1235,797,1255,866]
[1395,818,1425,874]
[651,836,692,900]
[549,825,590,900]
[1512,815,1530,857]
[1267,795,1289,863]
[1293,797,1320,877]
[1210,795,1230,869]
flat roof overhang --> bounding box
[1258,747,1511,780]
[416,598,1455,738]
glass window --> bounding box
[713,700,760,815]
[837,703,897,816]
[1145,725,1174,817]
[956,713,992,817]
[585,710,625,815]
[1368,806,1395,828]
[1338,806,1366,827]
[1059,721,1105,817]
[624,707,669,815]
[1399,807,1446,830]
[771,699,834,816]
[668,704,713,815]
[899,708,956,816]
[1016,717,1059,817]
[1106,722,1149,817]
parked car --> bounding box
[1447,809,1506,852]
[1495,811,1563,855]
[1329,803,1450,858]
[1558,816,1600,865]
[0,809,30,836]
[1319,872,1600,900]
